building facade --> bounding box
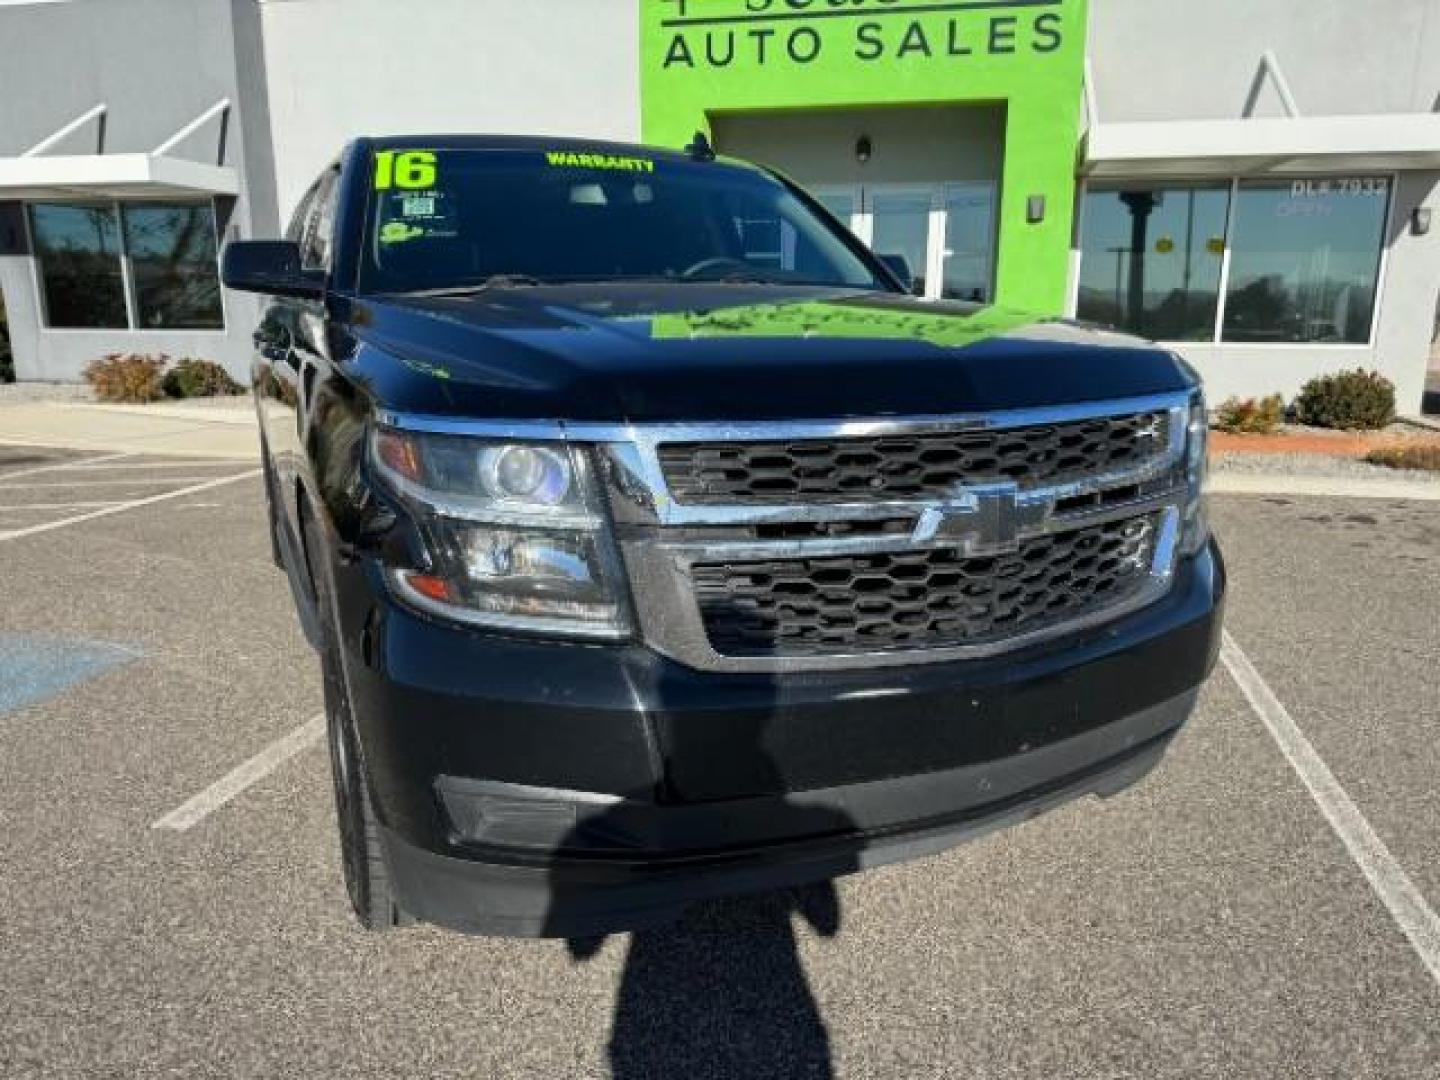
[1,0,1437,410]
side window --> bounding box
[285,183,318,244]
[301,168,340,271]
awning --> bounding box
[0,100,237,201]
[0,152,239,201]
[1081,113,1440,180]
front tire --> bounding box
[306,509,406,931]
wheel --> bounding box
[305,508,407,931]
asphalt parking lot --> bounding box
[0,442,1436,1079]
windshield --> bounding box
[360,147,886,294]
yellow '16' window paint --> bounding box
[374,150,437,190]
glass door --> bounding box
[807,183,997,302]
[867,187,938,297]
[940,182,997,303]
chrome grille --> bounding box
[659,410,1171,505]
[378,391,1195,673]
[692,513,1161,657]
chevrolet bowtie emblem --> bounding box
[911,482,1021,552]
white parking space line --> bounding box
[0,501,125,511]
[1221,630,1440,988]
[0,452,133,481]
[0,477,229,489]
[60,460,246,471]
[0,470,260,544]
[151,714,325,831]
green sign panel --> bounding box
[640,0,1088,315]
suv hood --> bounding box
[345,283,1196,422]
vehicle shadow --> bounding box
[551,650,858,1079]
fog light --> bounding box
[444,790,578,849]
[438,777,636,851]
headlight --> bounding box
[478,445,573,506]
[371,427,632,639]
[1180,391,1210,556]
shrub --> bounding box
[1215,394,1285,435]
[1365,442,1440,472]
[1293,369,1395,430]
[162,357,244,399]
[83,353,167,403]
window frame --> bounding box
[26,197,228,335]
[1070,173,1397,350]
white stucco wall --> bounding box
[258,0,641,227]
[1088,0,1440,122]
[1084,1,1440,412]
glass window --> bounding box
[286,182,319,243]
[302,169,339,270]
[1222,178,1389,344]
[1077,185,1230,341]
[29,204,128,329]
[122,204,223,329]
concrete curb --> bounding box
[55,402,257,427]
[1210,473,1440,501]
[1397,414,1440,434]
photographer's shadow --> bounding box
[554,656,858,1078]
[569,880,842,1079]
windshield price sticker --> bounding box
[545,150,656,173]
[377,183,457,246]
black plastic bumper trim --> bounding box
[384,690,1192,938]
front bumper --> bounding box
[332,541,1225,937]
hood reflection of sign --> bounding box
[658,0,1065,70]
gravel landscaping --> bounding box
[1212,450,1440,484]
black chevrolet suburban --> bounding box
[221,135,1224,938]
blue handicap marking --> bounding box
[0,634,138,716]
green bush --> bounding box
[1293,369,1395,430]
[162,357,244,399]
[83,353,167,403]
[1366,443,1440,472]
[1215,394,1285,435]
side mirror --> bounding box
[877,253,919,295]
[221,240,324,299]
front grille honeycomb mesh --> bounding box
[692,514,1160,657]
[660,411,1170,505]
